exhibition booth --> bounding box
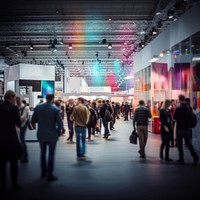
[133,3,200,148]
[5,63,55,107]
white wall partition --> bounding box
[4,64,55,107]
[20,64,55,80]
[69,77,88,93]
[64,68,70,93]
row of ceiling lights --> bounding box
[137,0,190,51]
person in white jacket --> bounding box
[16,97,30,163]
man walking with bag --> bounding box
[70,97,90,159]
[133,100,152,158]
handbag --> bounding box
[27,119,34,130]
[129,129,137,144]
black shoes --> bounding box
[176,158,184,163]
[41,171,46,178]
[140,154,146,158]
[165,158,173,162]
[12,185,21,191]
[21,158,28,163]
[193,155,199,164]
[47,175,58,182]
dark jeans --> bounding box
[102,118,109,136]
[110,114,116,129]
[176,129,198,160]
[67,120,74,141]
[87,126,92,139]
[124,111,129,120]
[39,141,57,176]
[0,158,18,189]
[20,124,28,161]
[75,126,86,157]
[160,130,172,159]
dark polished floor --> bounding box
[1,118,200,200]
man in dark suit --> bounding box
[0,90,22,192]
[31,93,62,182]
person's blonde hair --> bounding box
[161,99,171,110]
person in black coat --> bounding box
[0,90,22,192]
[99,100,110,139]
[159,99,173,161]
[87,103,97,141]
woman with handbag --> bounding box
[159,99,173,162]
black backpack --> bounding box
[187,108,197,128]
[104,109,112,122]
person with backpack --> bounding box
[173,94,199,164]
[99,100,111,139]
[86,102,97,141]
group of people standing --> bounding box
[0,90,132,192]
[133,94,199,164]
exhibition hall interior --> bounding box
[0,0,200,200]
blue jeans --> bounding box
[75,126,86,157]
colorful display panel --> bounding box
[173,63,190,90]
[41,80,54,98]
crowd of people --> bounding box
[0,90,132,192]
[133,94,199,164]
[0,90,199,193]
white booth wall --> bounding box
[69,77,88,93]
[5,64,55,107]
[64,68,70,93]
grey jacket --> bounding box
[31,101,62,142]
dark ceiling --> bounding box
[0,0,198,91]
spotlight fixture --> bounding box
[29,40,33,50]
[102,38,107,44]
[156,11,161,15]
[159,52,164,57]
[108,17,112,21]
[59,40,63,45]
[157,21,162,28]
[51,43,57,52]
[168,10,174,19]
[68,43,72,49]
[140,42,145,48]
[108,43,112,49]
[152,28,157,35]
[53,46,58,52]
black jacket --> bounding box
[173,102,190,130]
[0,100,21,159]
[160,109,173,133]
